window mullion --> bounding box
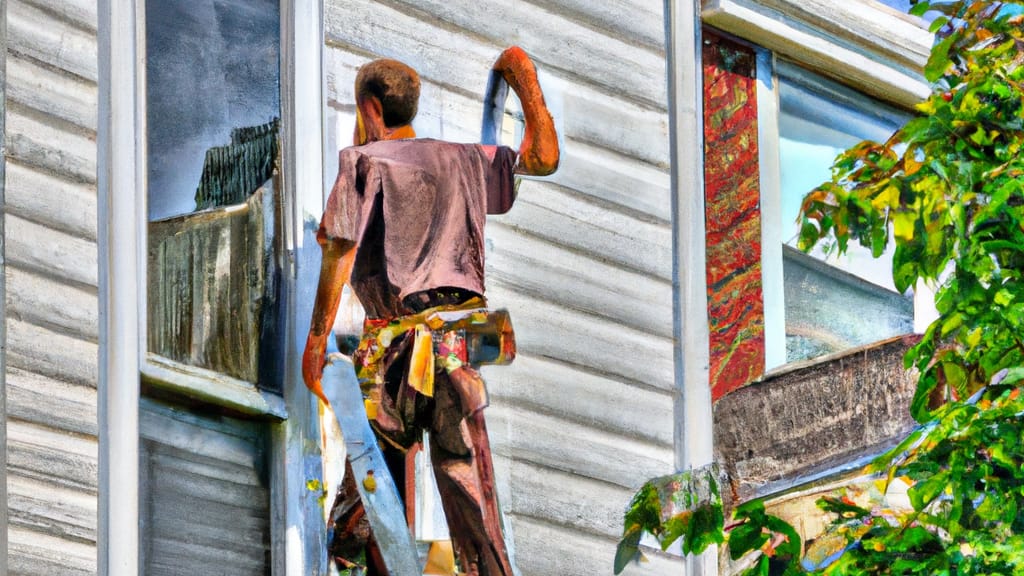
[756,48,786,372]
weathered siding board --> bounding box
[7,367,97,436]
[551,141,672,220]
[5,160,97,242]
[486,354,675,445]
[17,0,97,33]
[8,56,97,133]
[7,266,98,340]
[7,0,98,82]
[7,419,97,493]
[324,0,676,572]
[5,0,100,572]
[6,215,98,288]
[8,473,97,542]
[485,235,673,338]
[376,0,666,109]
[510,514,681,576]
[6,110,95,191]
[526,0,665,52]
[140,401,271,576]
[492,184,674,280]
[6,318,97,388]
[9,527,96,576]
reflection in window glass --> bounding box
[146,0,281,221]
[778,66,913,362]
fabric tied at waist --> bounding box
[354,297,516,422]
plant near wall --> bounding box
[800,0,1024,422]
[616,1,1024,573]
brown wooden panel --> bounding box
[714,335,919,502]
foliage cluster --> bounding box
[616,1,1024,573]
[800,0,1024,421]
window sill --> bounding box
[760,333,918,382]
[702,0,932,109]
[142,353,288,420]
[714,334,920,501]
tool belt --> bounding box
[353,297,516,423]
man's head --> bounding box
[354,59,420,144]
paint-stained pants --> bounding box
[329,361,513,576]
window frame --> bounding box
[701,0,936,372]
[702,0,932,109]
[97,0,328,574]
[139,0,286,415]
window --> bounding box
[146,0,280,221]
[777,64,914,362]
[140,0,288,573]
[145,0,284,392]
[702,0,936,377]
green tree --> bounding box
[617,1,1024,573]
[800,0,1024,422]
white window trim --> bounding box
[666,0,718,573]
[98,0,327,574]
[755,48,787,371]
[702,0,932,110]
[97,1,143,572]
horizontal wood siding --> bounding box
[324,1,678,573]
[5,0,99,573]
[139,400,271,575]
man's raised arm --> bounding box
[487,46,559,176]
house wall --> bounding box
[323,1,681,573]
[4,0,99,574]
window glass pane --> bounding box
[778,65,913,362]
[145,0,285,392]
[146,0,281,221]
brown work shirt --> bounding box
[322,138,517,319]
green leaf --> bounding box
[765,515,802,559]
[684,501,725,554]
[614,525,642,574]
[729,522,769,560]
[908,472,948,511]
[929,15,950,33]
[660,512,690,552]
[817,496,871,519]
[893,243,921,294]
[924,35,955,83]
[910,366,941,422]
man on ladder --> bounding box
[302,47,559,576]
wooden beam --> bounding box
[665,0,717,573]
[97,0,142,573]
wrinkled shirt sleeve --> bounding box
[485,145,517,215]
[321,148,369,242]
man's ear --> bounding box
[355,95,386,145]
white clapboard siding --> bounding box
[324,1,679,573]
[139,401,272,576]
[5,0,100,573]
